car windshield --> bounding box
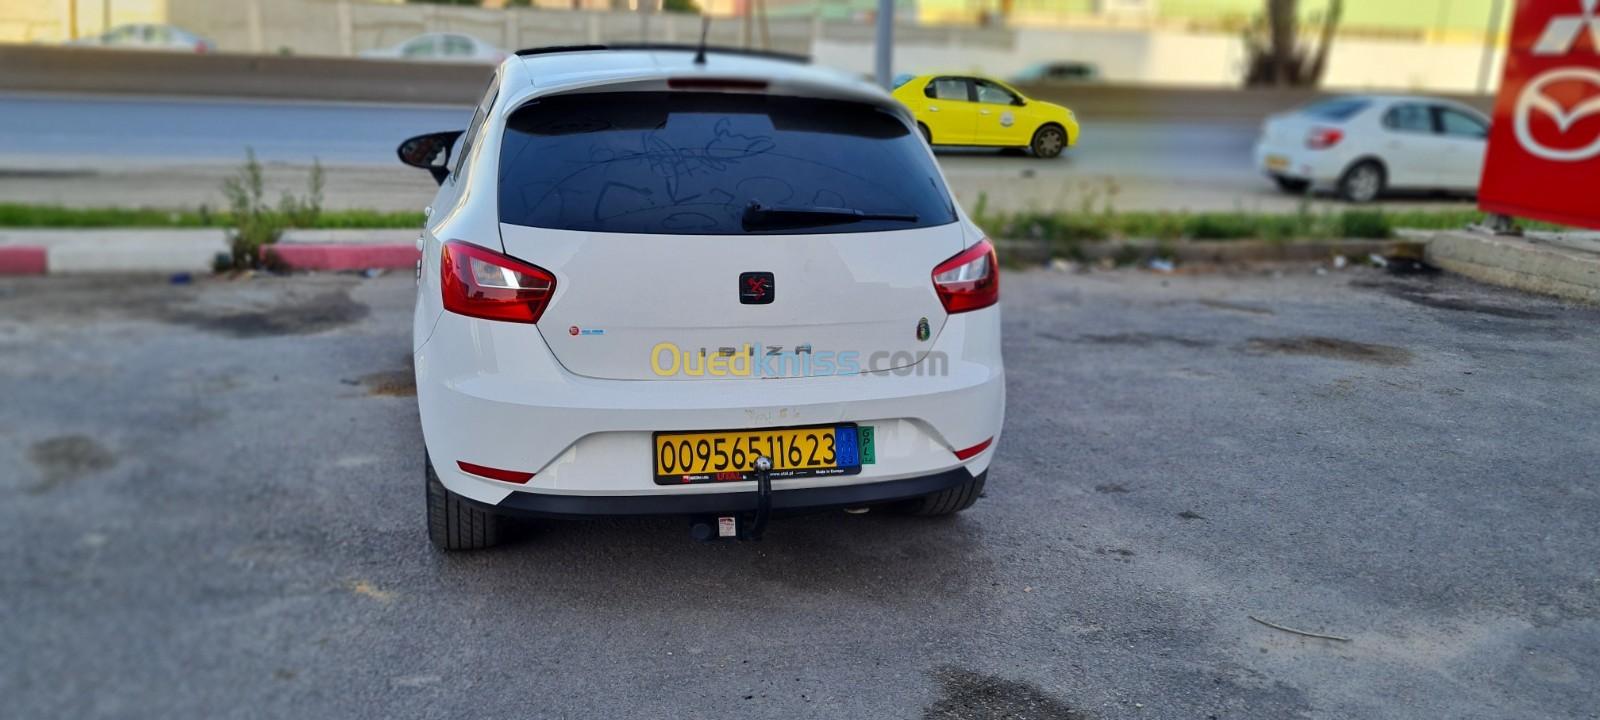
[1300,98,1372,122]
[497,92,955,235]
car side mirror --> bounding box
[397,130,465,185]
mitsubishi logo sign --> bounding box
[1479,0,1600,230]
[1532,0,1600,54]
[1517,0,1600,160]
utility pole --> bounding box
[875,0,893,88]
[1477,0,1506,94]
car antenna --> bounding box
[693,15,710,65]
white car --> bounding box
[1254,95,1490,202]
[68,23,213,53]
[360,33,506,64]
[397,45,1006,550]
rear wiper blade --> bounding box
[742,201,919,230]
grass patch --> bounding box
[971,195,1571,252]
[0,203,423,229]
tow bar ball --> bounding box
[689,456,774,542]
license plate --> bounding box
[653,424,867,485]
[1265,154,1290,170]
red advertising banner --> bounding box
[1478,0,1600,229]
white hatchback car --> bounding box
[1254,95,1490,202]
[398,45,1005,550]
[361,33,507,64]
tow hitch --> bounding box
[689,455,773,542]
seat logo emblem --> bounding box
[739,272,774,305]
[1516,0,1600,162]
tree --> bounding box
[1242,0,1343,87]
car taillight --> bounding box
[441,241,556,324]
[1306,127,1344,149]
[932,238,999,314]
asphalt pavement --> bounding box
[3,267,1597,719]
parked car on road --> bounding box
[1010,61,1101,84]
[360,33,506,64]
[1254,95,1490,202]
[891,73,1079,158]
[397,46,1004,550]
[68,23,213,53]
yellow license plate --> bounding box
[653,424,864,485]
[1265,154,1290,170]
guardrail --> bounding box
[0,45,1492,120]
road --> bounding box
[0,92,1465,213]
[3,268,1597,719]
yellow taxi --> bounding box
[891,73,1079,158]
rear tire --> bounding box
[426,454,509,551]
[894,472,986,516]
[1274,176,1311,194]
[1030,125,1067,159]
[1338,161,1385,203]
[918,122,932,146]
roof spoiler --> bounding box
[514,43,810,64]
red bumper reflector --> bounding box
[953,438,994,461]
[457,461,535,484]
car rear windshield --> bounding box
[497,92,956,235]
[1300,98,1371,122]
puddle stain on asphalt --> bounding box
[1244,336,1413,366]
[924,667,1087,720]
[168,290,369,338]
[360,370,416,397]
[26,435,116,494]
[1096,547,1136,562]
[1198,299,1275,316]
[1077,333,1215,349]
[1356,280,1551,320]
[1094,483,1129,494]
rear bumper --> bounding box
[1253,142,1345,185]
[415,305,1005,506]
[476,467,980,518]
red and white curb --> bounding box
[265,243,419,272]
[0,246,48,275]
[0,229,419,275]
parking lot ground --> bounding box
[2,267,1598,719]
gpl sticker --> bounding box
[1000,111,1015,128]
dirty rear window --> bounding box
[497,92,955,235]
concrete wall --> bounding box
[3,0,1508,93]
[0,43,1491,120]
[817,25,1503,93]
[160,0,813,57]
[1,0,168,43]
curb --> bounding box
[0,229,418,275]
[0,246,47,275]
[1425,230,1600,304]
[266,244,420,272]
[994,237,1425,266]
